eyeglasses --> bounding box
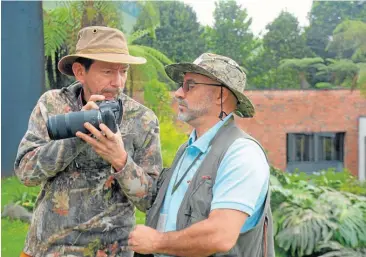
[178,81,224,93]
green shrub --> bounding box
[315,82,335,89]
[1,176,40,211]
[160,120,189,167]
[270,167,366,257]
[286,168,366,196]
[144,79,174,122]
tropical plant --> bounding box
[278,58,324,89]
[270,167,366,257]
[127,30,175,96]
[10,189,38,212]
[143,79,174,120]
[326,20,366,62]
[315,59,361,89]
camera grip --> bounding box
[103,109,118,133]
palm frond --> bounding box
[279,57,324,71]
[275,203,336,256]
[128,29,152,45]
[318,241,366,257]
[43,7,70,56]
[129,45,174,83]
[135,45,173,65]
[134,1,160,38]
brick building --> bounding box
[234,89,366,179]
[136,89,366,179]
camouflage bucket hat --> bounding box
[165,53,255,118]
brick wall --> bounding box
[235,89,366,177]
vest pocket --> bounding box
[186,178,214,224]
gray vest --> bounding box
[145,118,275,257]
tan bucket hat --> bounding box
[58,26,146,76]
[165,53,255,118]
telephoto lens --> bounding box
[47,110,102,140]
[46,99,123,140]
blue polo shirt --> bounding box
[159,113,269,233]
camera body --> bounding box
[47,99,123,140]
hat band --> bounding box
[77,48,129,55]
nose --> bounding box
[174,86,185,99]
[110,72,123,88]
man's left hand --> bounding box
[76,122,127,170]
[128,225,162,254]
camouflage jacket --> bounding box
[14,82,162,257]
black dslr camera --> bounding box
[46,99,123,140]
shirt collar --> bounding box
[77,87,86,110]
[188,113,234,153]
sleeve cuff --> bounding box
[111,154,134,177]
[211,202,254,216]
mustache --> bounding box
[175,98,188,107]
[100,88,122,95]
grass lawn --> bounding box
[1,176,146,257]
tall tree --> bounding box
[305,1,366,59]
[326,20,366,62]
[263,11,313,63]
[204,0,258,67]
[247,11,313,89]
[133,1,205,62]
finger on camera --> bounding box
[76,131,98,145]
[100,123,115,139]
[82,95,105,111]
[82,102,99,111]
[84,122,105,140]
[89,94,105,102]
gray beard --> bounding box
[176,99,211,123]
[175,90,214,123]
[177,108,210,123]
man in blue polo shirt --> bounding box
[129,53,274,257]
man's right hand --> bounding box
[81,95,105,111]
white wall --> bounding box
[359,117,366,181]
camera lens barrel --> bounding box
[47,110,102,140]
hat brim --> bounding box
[58,53,147,76]
[165,63,255,118]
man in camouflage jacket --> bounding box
[14,26,162,257]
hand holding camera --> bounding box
[47,95,123,140]
[46,94,128,170]
[81,94,105,111]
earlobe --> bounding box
[215,91,222,104]
[72,63,84,83]
[216,87,229,104]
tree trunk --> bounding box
[129,68,134,97]
[351,73,358,91]
[299,71,310,89]
[55,50,62,89]
[47,55,56,89]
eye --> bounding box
[188,82,195,90]
[103,70,111,74]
